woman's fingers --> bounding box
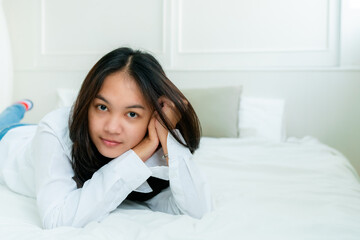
[132,114,159,162]
[148,114,159,142]
[157,96,182,129]
[154,112,169,155]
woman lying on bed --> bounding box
[0,47,213,229]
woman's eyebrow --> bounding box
[95,94,109,104]
[95,94,145,110]
[126,105,145,110]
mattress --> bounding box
[1,136,360,239]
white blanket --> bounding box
[1,137,360,239]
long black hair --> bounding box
[69,47,201,186]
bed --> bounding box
[1,86,360,239]
[1,136,360,239]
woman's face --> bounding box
[88,71,153,158]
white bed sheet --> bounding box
[1,137,360,239]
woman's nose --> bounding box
[104,116,123,134]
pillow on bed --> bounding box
[238,97,286,142]
[181,86,242,138]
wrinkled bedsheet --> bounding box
[1,137,360,240]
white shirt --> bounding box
[0,107,213,228]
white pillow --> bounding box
[238,97,286,142]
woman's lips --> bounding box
[100,138,122,147]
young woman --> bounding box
[0,47,212,229]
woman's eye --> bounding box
[97,105,107,111]
[127,112,138,118]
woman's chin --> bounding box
[97,147,127,159]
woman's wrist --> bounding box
[161,135,169,164]
[133,137,159,162]
[162,153,169,165]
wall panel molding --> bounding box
[172,0,340,70]
[34,0,170,70]
[5,0,346,71]
[340,0,360,67]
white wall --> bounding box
[0,0,12,111]
[3,0,360,173]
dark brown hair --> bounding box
[69,47,201,185]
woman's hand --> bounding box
[155,96,182,163]
[133,96,184,163]
[132,114,159,162]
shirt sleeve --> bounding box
[144,130,213,219]
[32,125,152,229]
